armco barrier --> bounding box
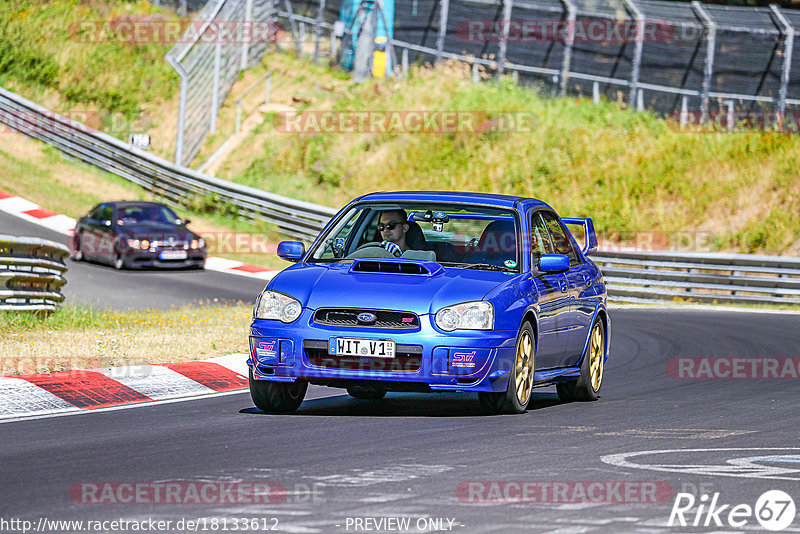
[596,250,800,305]
[0,87,337,242]
[0,235,69,311]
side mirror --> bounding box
[183,218,191,225]
[539,254,570,273]
[277,241,305,262]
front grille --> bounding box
[313,308,420,329]
[304,340,422,372]
[152,240,187,249]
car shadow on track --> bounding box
[240,391,563,417]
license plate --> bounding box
[329,337,395,358]
[159,250,187,260]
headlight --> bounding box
[128,239,140,249]
[435,301,494,331]
[198,238,205,248]
[254,291,302,323]
[140,239,150,250]
[190,239,199,249]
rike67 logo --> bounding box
[668,490,796,531]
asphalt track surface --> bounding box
[3,210,800,532]
[0,210,267,310]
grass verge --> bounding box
[0,303,252,375]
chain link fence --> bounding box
[274,0,800,119]
[165,0,279,167]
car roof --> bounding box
[357,191,549,209]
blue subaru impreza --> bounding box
[247,191,609,414]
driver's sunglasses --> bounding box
[377,222,401,232]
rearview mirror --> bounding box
[277,241,305,262]
[539,254,570,273]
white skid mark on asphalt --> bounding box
[311,465,454,487]
[602,447,800,481]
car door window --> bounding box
[530,212,554,265]
[87,205,103,221]
[541,211,580,266]
[97,204,113,224]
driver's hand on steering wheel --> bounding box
[380,240,402,257]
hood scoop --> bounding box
[349,258,444,277]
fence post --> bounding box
[770,4,794,118]
[559,0,576,96]
[241,0,254,70]
[402,48,409,76]
[314,0,327,64]
[211,33,222,134]
[692,1,716,122]
[497,0,513,75]
[284,0,303,56]
[680,95,689,127]
[436,0,450,63]
[174,71,187,165]
[623,0,644,108]
[725,99,735,132]
[593,81,599,103]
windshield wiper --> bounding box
[440,262,516,272]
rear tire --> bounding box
[478,322,535,415]
[249,369,307,412]
[346,386,387,400]
[557,318,605,402]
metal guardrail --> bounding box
[0,235,69,311]
[0,87,337,242]
[595,250,800,305]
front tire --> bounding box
[71,235,83,261]
[113,254,125,270]
[557,318,605,402]
[479,322,535,415]
[249,369,307,412]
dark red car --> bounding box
[68,201,206,270]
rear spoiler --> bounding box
[561,217,598,256]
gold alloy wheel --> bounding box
[589,323,604,391]
[514,329,534,406]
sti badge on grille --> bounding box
[357,312,377,324]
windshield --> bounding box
[118,205,180,226]
[309,202,520,272]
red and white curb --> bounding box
[0,354,250,420]
[0,189,279,281]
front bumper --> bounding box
[248,309,518,392]
[122,249,206,269]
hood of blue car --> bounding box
[268,261,516,314]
